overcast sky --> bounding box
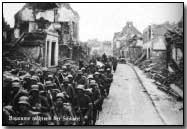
[3,3,183,41]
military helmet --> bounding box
[90,80,98,87]
[31,75,39,81]
[81,67,86,71]
[30,85,39,91]
[45,81,54,87]
[94,72,100,75]
[56,92,66,99]
[63,77,69,83]
[12,82,20,88]
[47,74,53,79]
[67,74,73,78]
[76,84,85,90]
[87,74,93,79]
[18,100,30,107]
[18,96,30,107]
[62,66,67,70]
[77,70,82,75]
[107,68,111,71]
[52,89,61,94]
[19,96,29,102]
[12,77,20,82]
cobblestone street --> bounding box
[96,64,182,125]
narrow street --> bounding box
[96,64,164,125]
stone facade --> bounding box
[113,21,142,59]
[12,3,80,67]
[102,41,112,56]
[142,22,175,59]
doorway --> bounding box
[51,42,56,66]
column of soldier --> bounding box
[3,60,114,125]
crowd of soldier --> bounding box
[3,55,118,125]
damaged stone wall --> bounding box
[18,45,43,64]
[113,22,142,58]
[13,3,80,66]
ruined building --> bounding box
[12,3,79,67]
[113,22,142,59]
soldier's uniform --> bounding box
[55,93,75,125]
[74,70,87,87]
[86,63,97,74]
[14,96,34,125]
[29,85,49,113]
[93,72,105,111]
[105,68,113,96]
[61,78,75,104]
[74,85,92,125]
[88,80,102,125]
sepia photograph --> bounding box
[2,2,184,126]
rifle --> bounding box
[54,75,63,91]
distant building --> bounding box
[113,21,142,58]
[87,39,102,56]
[102,41,112,56]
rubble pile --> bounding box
[137,57,183,100]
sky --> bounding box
[3,3,183,41]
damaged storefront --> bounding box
[11,3,80,67]
[12,31,59,67]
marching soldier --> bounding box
[29,85,49,113]
[74,85,93,125]
[88,80,102,125]
[105,68,113,96]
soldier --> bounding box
[102,53,107,63]
[22,74,32,90]
[41,67,49,83]
[12,89,29,108]
[105,68,113,96]
[29,69,35,77]
[61,77,75,104]
[9,82,21,105]
[88,80,102,125]
[14,96,33,125]
[67,74,76,89]
[36,69,43,83]
[29,85,49,113]
[79,59,84,70]
[81,67,88,77]
[62,66,68,77]
[112,57,118,72]
[87,62,97,74]
[30,75,39,85]
[104,62,112,72]
[87,74,94,85]
[74,85,93,125]
[55,92,76,125]
[74,70,87,87]
[93,72,105,111]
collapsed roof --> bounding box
[14,3,79,24]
